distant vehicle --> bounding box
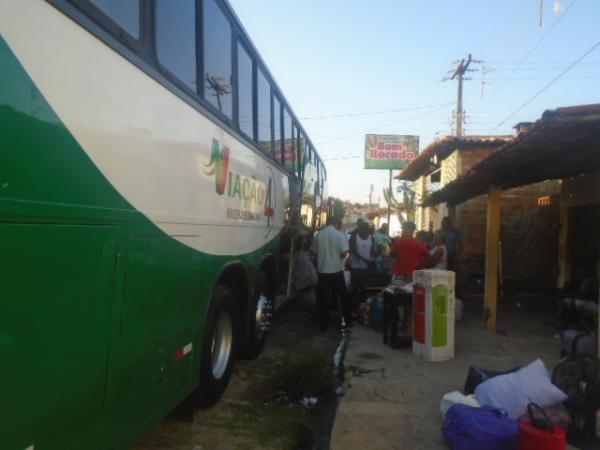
[0,1,327,449]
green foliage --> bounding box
[333,198,346,220]
[265,344,330,403]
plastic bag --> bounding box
[440,391,480,418]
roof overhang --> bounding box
[424,104,600,206]
[395,135,513,181]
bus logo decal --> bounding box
[205,138,276,237]
[204,138,230,195]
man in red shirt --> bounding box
[392,221,429,279]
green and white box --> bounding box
[412,270,455,362]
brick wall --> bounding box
[456,180,560,293]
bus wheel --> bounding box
[198,285,237,407]
[240,271,273,359]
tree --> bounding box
[397,181,417,222]
[333,198,346,220]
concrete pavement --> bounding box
[330,305,568,450]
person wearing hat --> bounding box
[391,221,429,280]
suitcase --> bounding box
[382,290,412,349]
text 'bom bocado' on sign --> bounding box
[364,134,419,170]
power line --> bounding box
[299,102,452,120]
[316,104,451,146]
[482,0,578,108]
[490,38,600,132]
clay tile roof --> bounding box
[424,103,600,206]
[395,135,513,181]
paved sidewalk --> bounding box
[330,307,564,450]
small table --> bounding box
[382,283,413,349]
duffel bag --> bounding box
[443,404,518,450]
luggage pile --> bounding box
[441,332,600,450]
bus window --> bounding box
[257,69,271,154]
[89,0,140,38]
[155,0,197,93]
[203,0,233,118]
[289,124,298,174]
[237,42,254,139]
[298,132,306,177]
[283,109,292,168]
[273,95,282,163]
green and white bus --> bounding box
[0,1,328,449]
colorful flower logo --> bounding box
[204,138,230,195]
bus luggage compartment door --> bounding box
[0,223,118,450]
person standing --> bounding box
[420,231,448,270]
[439,217,463,296]
[373,223,391,272]
[391,221,429,280]
[314,216,351,331]
[439,217,462,273]
[348,220,375,308]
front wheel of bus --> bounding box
[198,285,238,407]
[240,271,273,359]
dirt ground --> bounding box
[134,290,342,450]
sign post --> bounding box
[364,134,419,235]
[387,169,392,236]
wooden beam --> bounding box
[557,206,572,289]
[484,186,501,330]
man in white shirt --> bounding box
[313,216,351,331]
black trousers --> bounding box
[317,271,352,325]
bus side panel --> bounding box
[0,224,118,450]
[114,236,205,449]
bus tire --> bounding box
[239,271,273,359]
[197,285,238,407]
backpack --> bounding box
[552,332,600,439]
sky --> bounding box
[228,0,600,205]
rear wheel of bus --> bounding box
[197,285,238,407]
[240,271,274,359]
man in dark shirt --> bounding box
[392,221,429,280]
[440,217,462,272]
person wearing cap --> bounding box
[392,221,429,280]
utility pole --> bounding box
[450,54,472,136]
[369,184,374,208]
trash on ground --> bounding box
[300,396,319,409]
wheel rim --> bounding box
[255,293,273,341]
[211,310,233,380]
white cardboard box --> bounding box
[412,270,455,362]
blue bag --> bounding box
[442,404,518,450]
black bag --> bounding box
[552,332,600,441]
[463,366,520,395]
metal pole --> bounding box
[456,70,463,136]
[387,169,392,236]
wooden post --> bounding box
[557,206,572,288]
[484,186,501,330]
